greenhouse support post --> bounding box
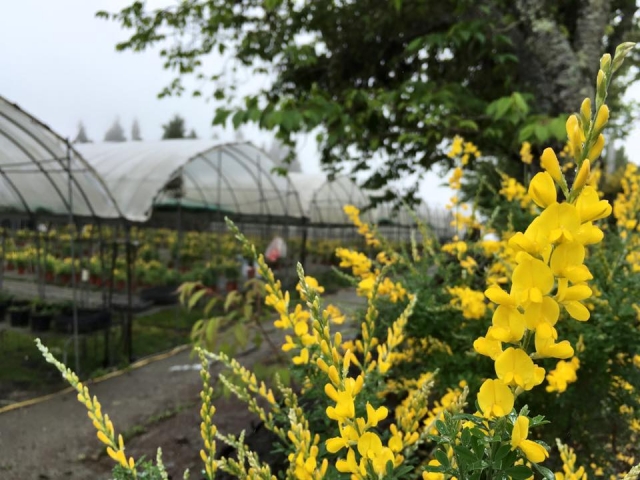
[0,232,5,290]
[67,140,80,374]
[125,224,133,362]
[34,227,44,299]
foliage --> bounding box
[131,119,143,141]
[99,0,640,203]
[162,114,188,139]
[73,121,91,144]
[34,43,640,480]
[104,118,127,142]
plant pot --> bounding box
[17,266,26,275]
[45,272,54,282]
[31,312,53,332]
[9,308,30,327]
[139,285,179,305]
[53,308,111,334]
[226,281,238,292]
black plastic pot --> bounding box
[9,308,30,327]
[31,312,53,332]
[53,308,111,334]
[139,285,179,305]
[0,302,9,322]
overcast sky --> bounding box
[2,0,639,209]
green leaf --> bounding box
[213,109,231,126]
[434,449,450,469]
[453,445,477,464]
[532,462,556,480]
[205,319,219,348]
[493,444,512,464]
[534,124,549,142]
[188,288,207,310]
[504,465,533,480]
[233,323,247,348]
[232,110,245,129]
[204,297,218,316]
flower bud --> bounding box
[593,105,609,133]
[540,148,563,184]
[573,160,590,192]
[580,98,591,130]
[566,114,584,159]
[600,53,612,72]
[613,42,636,72]
[588,134,605,161]
[596,69,607,101]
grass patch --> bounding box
[0,305,203,402]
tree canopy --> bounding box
[162,114,187,139]
[131,119,142,141]
[104,118,126,142]
[100,0,640,202]
[73,122,91,144]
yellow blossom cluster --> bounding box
[556,440,588,480]
[446,286,487,320]
[447,135,481,165]
[546,357,580,393]
[35,339,137,476]
[520,141,533,164]
[473,51,618,465]
[343,205,380,247]
[499,173,534,211]
[336,231,407,304]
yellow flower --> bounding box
[494,347,545,390]
[511,416,549,463]
[477,379,514,417]
[528,172,556,208]
[520,141,533,164]
[534,323,574,359]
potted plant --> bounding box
[31,299,58,332]
[9,300,30,327]
[55,259,72,286]
[224,262,241,292]
[0,292,13,322]
[53,306,111,334]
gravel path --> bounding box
[0,289,363,480]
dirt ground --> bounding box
[0,290,362,480]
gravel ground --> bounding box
[0,289,363,480]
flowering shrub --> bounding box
[35,44,640,480]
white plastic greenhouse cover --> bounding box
[289,173,375,224]
[0,96,121,218]
[76,140,304,222]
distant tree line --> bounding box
[72,115,199,143]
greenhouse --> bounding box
[0,95,454,370]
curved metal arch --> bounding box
[0,96,124,219]
[309,175,370,225]
[216,146,277,216]
[0,124,73,214]
[0,169,33,216]
[147,141,289,220]
[181,169,214,210]
[226,143,304,217]
[195,153,243,214]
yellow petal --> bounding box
[529,172,557,208]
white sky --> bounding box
[2,0,639,209]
